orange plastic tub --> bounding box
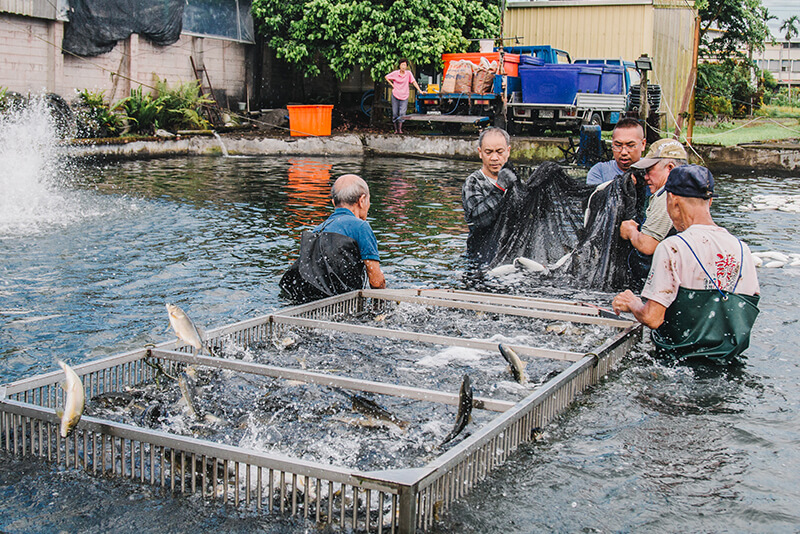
[287,105,334,137]
[441,52,520,78]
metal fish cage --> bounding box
[0,289,641,533]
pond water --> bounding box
[1,137,799,532]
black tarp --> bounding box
[63,0,185,57]
[478,162,646,293]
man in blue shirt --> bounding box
[316,174,385,289]
[280,174,385,302]
[585,118,646,186]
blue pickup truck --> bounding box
[410,48,660,134]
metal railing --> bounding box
[0,289,640,533]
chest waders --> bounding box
[279,219,367,303]
[651,235,760,365]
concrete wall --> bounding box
[0,11,250,108]
[505,0,695,131]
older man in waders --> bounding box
[462,127,518,263]
[611,165,760,364]
[619,138,688,290]
[280,174,385,303]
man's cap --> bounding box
[631,139,688,169]
[658,164,718,199]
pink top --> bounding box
[386,69,416,101]
[641,224,760,309]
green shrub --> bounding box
[153,78,213,131]
[73,89,126,138]
[117,86,165,135]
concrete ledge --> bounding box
[62,132,800,172]
[695,143,800,172]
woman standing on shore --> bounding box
[385,58,423,134]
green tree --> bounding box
[251,0,501,81]
[697,0,772,59]
[779,15,799,97]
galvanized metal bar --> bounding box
[271,316,584,361]
[152,350,514,413]
[360,289,633,328]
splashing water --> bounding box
[0,98,79,235]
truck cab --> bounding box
[501,45,571,65]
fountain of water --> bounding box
[0,98,81,235]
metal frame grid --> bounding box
[0,289,641,533]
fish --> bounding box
[752,251,789,263]
[348,393,408,430]
[56,360,85,438]
[546,322,585,336]
[91,391,135,409]
[177,371,200,419]
[486,264,517,277]
[166,302,205,354]
[513,257,549,275]
[441,375,473,445]
[550,252,572,270]
[498,343,527,384]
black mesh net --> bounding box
[477,162,646,293]
[63,0,185,57]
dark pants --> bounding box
[391,96,408,124]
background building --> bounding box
[0,0,254,108]
[505,0,697,131]
[754,39,800,87]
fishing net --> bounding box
[480,162,646,292]
[63,0,184,57]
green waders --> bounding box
[650,235,760,365]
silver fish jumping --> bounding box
[349,393,408,430]
[57,360,85,437]
[177,371,199,419]
[498,343,527,384]
[166,302,204,353]
[441,375,473,445]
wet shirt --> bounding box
[314,207,380,261]
[641,224,760,309]
[586,160,624,186]
[462,168,518,230]
[640,186,672,242]
[386,70,416,101]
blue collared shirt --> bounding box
[586,160,624,186]
[314,208,380,261]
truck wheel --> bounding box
[506,120,522,135]
[587,112,602,128]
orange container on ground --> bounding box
[441,52,520,78]
[287,105,334,137]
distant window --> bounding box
[183,0,254,43]
[792,43,800,49]
[769,59,779,71]
[782,59,790,71]
[783,42,790,49]
[793,61,800,73]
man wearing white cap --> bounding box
[619,138,688,287]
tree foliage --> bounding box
[251,0,501,80]
[696,0,773,58]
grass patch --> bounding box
[680,115,800,146]
[756,105,800,119]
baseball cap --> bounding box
[658,164,718,199]
[631,139,688,169]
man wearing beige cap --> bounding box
[619,138,688,287]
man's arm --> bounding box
[612,290,666,329]
[619,220,660,255]
[462,173,504,229]
[364,260,385,289]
